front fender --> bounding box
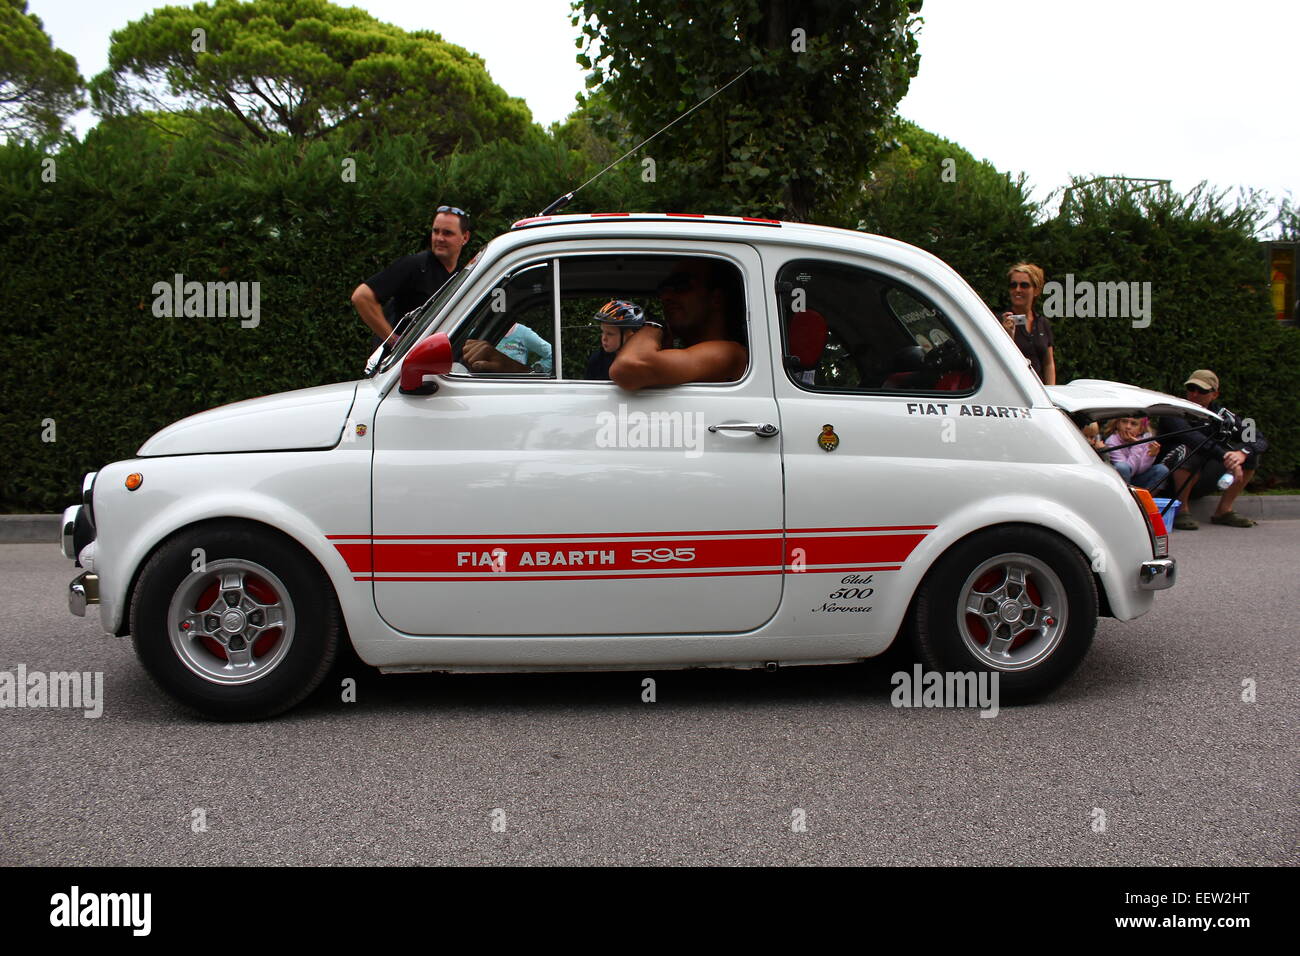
[91,452,371,637]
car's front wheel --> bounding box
[131,522,340,720]
[910,525,1097,702]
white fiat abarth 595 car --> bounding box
[62,213,1217,719]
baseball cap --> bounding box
[1184,370,1219,391]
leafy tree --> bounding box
[1270,192,1299,241]
[0,0,85,141]
[90,0,532,153]
[574,0,923,223]
[859,119,1039,299]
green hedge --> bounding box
[0,125,643,512]
[2,124,1296,513]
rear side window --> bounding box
[777,259,978,394]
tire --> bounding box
[910,525,1097,702]
[130,522,340,720]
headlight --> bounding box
[82,471,97,527]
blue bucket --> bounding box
[1152,497,1180,532]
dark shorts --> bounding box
[1175,449,1260,496]
[1188,449,1258,473]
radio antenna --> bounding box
[537,66,753,217]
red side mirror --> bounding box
[400,333,454,394]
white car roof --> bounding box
[492,212,961,281]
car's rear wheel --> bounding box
[131,522,339,720]
[911,525,1097,702]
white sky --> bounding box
[32,0,1299,224]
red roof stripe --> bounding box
[509,213,782,229]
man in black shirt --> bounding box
[351,206,471,346]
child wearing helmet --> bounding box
[586,299,655,380]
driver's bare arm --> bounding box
[463,339,532,373]
[609,327,748,391]
[350,283,392,340]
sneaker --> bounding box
[1173,512,1199,530]
[1210,511,1256,527]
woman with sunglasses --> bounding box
[999,262,1056,385]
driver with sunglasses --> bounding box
[351,205,471,348]
[608,259,748,390]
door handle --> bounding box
[707,422,779,437]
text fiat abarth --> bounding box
[62,214,1214,719]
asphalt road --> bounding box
[2,523,1296,867]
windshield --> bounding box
[366,261,477,376]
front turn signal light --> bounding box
[125,473,143,491]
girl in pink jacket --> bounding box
[1104,417,1170,491]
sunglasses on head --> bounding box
[436,205,470,219]
[1009,281,1033,290]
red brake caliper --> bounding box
[1010,574,1046,649]
[190,580,227,660]
[244,574,282,658]
[966,569,1003,645]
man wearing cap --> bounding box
[351,205,471,347]
[609,259,747,390]
[1157,370,1267,529]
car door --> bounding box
[365,241,785,636]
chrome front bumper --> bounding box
[61,505,80,559]
[69,571,100,616]
[1138,558,1176,590]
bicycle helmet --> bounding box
[592,299,649,328]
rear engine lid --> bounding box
[1047,379,1221,425]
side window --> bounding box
[450,260,555,376]
[777,259,977,393]
[556,254,748,383]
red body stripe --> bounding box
[332,527,930,577]
[355,566,900,582]
[363,528,784,541]
[329,525,925,541]
[334,543,371,572]
[785,534,925,565]
[369,537,779,574]
[786,525,936,534]
[363,568,785,583]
